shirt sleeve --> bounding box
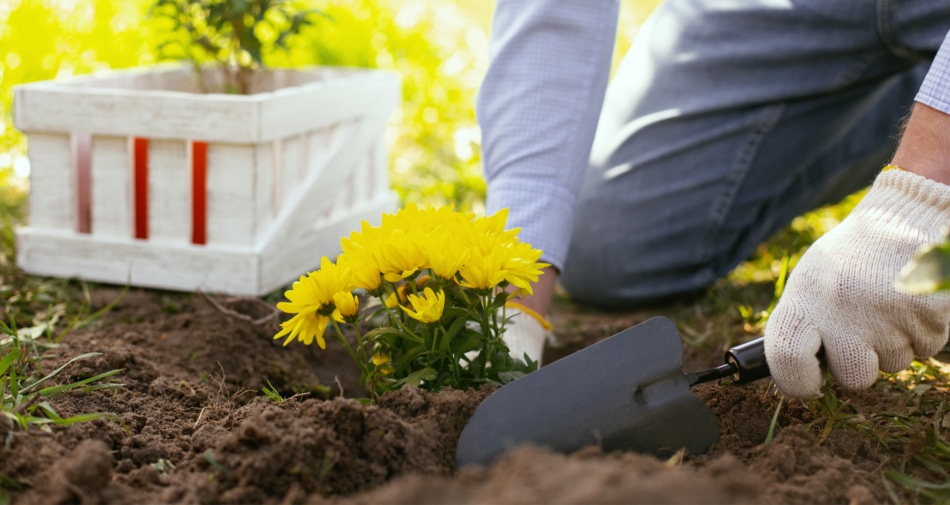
[916,29,950,114]
[477,0,619,271]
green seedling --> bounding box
[261,380,285,403]
[765,397,784,445]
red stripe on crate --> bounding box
[75,134,92,234]
[133,137,149,240]
[192,141,208,245]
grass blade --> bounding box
[38,369,125,396]
[18,352,102,395]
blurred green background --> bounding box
[0,0,660,218]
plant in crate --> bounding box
[150,0,327,94]
[274,204,549,398]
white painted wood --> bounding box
[271,138,284,216]
[252,142,275,245]
[16,229,260,295]
[281,134,304,203]
[15,86,261,143]
[257,70,400,142]
[371,136,391,198]
[258,193,398,294]
[90,136,132,238]
[26,133,74,231]
[13,66,400,143]
[204,143,255,247]
[257,107,392,252]
[148,140,190,243]
[351,142,371,206]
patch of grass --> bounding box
[0,319,124,443]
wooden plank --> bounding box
[205,143,256,247]
[257,70,400,142]
[370,137,392,199]
[14,68,400,143]
[25,133,74,231]
[281,134,304,205]
[90,136,133,238]
[272,139,284,216]
[15,229,261,295]
[251,142,275,246]
[14,86,260,143]
[258,193,398,295]
[147,140,190,243]
[256,110,389,252]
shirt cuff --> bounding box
[916,29,950,114]
[486,179,576,272]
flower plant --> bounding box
[273,204,549,397]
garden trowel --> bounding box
[456,316,770,467]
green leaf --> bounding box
[0,347,19,377]
[897,238,950,294]
[392,367,437,389]
[451,329,482,356]
[496,371,525,384]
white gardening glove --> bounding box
[765,169,950,399]
[503,302,552,366]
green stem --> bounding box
[382,305,425,344]
[332,320,367,379]
[475,293,493,378]
[353,322,367,365]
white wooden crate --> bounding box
[12,65,400,295]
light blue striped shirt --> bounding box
[477,0,620,271]
[917,31,950,116]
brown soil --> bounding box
[2,287,946,504]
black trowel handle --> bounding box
[724,337,770,385]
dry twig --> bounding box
[197,290,280,326]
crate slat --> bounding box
[26,133,74,231]
[16,230,260,294]
[205,143,256,247]
[91,136,132,238]
[148,140,190,243]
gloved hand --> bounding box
[765,168,950,398]
[503,302,552,366]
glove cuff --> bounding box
[872,168,950,212]
[505,301,552,330]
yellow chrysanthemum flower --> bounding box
[458,247,508,291]
[400,287,446,324]
[422,230,471,280]
[337,251,382,293]
[372,352,391,366]
[274,310,331,348]
[331,291,359,323]
[499,241,550,296]
[377,229,427,282]
[274,256,350,348]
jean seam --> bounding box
[877,0,928,61]
[700,103,785,270]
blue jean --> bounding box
[560,0,950,308]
